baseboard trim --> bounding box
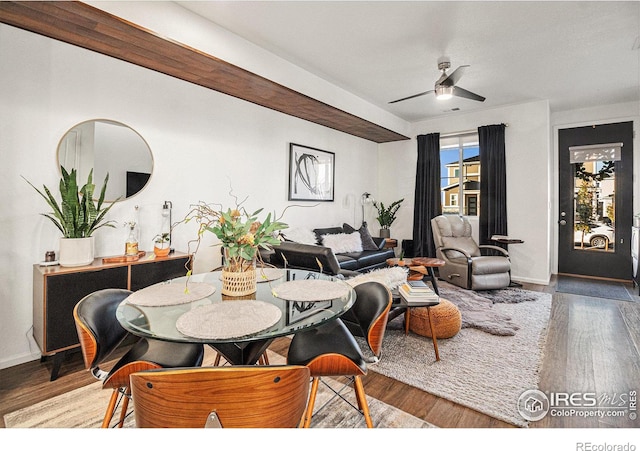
[0,352,40,371]
[511,275,551,286]
[556,273,633,284]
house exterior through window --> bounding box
[440,132,480,216]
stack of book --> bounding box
[398,280,439,304]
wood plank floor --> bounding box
[1,276,638,429]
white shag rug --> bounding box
[346,267,408,289]
[360,289,552,427]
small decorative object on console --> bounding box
[125,222,139,256]
[153,232,171,257]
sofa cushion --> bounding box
[343,223,378,251]
[471,256,511,275]
[321,232,363,253]
[335,254,359,271]
[340,248,396,270]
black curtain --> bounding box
[478,124,507,247]
[412,133,441,257]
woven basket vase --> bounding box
[221,267,257,296]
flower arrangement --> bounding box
[182,200,288,273]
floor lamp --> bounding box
[361,192,374,227]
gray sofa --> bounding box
[266,225,395,277]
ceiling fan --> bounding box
[389,57,486,104]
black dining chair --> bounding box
[73,288,205,428]
[287,281,393,428]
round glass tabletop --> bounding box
[116,269,355,344]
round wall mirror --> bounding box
[57,119,153,201]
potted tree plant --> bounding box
[373,198,404,238]
[24,166,119,266]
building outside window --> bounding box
[440,132,480,216]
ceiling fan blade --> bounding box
[388,90,434,104]
[453,86,486,102]
[440,65,469,87]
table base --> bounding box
[210,339,274,365]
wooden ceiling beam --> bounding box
[0,1,409,143]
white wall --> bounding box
[0,23,388,369]
[88,0,411,139]
[379,100,553,285]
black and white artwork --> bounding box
[288,143,334,201]
[286,299,334,324]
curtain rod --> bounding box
[434,123,510,139]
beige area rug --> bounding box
[363,287,552,427]
[4,351,432,429]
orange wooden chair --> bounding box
[130,365,310,428]
[287,281,392,428]
[73,288,204,428]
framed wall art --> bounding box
[288,143,335,201]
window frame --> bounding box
[440,132,480,216]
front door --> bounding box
[558,121,634,280]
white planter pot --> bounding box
[59,237,95,267]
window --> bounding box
[440,132,480,216]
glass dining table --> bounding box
[116,268,356,365]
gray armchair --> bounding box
[431,215,511,290]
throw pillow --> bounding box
[321,232,363,254]
[282,227,318,245]
[343,223,378,251]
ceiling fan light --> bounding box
[436,85,454,100]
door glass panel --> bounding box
[573,160,615,251]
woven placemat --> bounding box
[175,301,282,339]
[126,282,216,307]
[257,267,285,282]
[273,279,350,302]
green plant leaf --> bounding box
[24,166,118,238]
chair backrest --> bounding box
[350,282,393,358]
[431,215,481,258]
[73,288,132,371]
[270,241,342,275]
[130,365,311,428]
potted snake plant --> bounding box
[24,166,120,266]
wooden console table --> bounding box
[33,251,191,381]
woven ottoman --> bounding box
[408,299,461,339]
